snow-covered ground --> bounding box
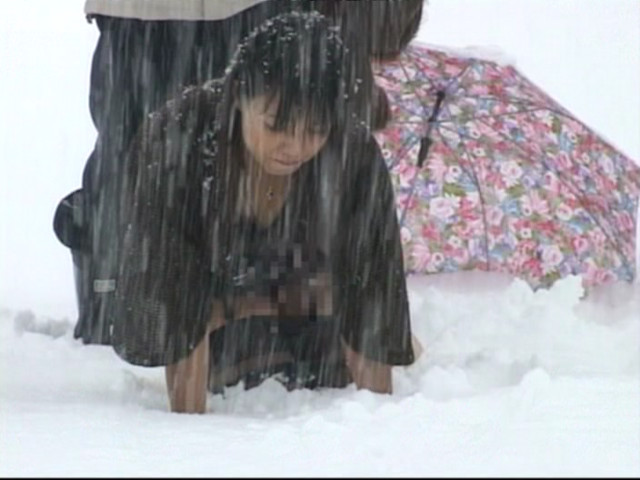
[1,0,639,476]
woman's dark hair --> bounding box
[305,1,424,129]
[224,11,351,137]
[310,0,424,60]
[369,0,424,60]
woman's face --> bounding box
[239,94,331,176]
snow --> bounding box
[2,275,639,476]
[416,42,519,67]
[1,0,639,476]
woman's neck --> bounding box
[239,148,293,226]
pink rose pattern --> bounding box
[373,44,640,290]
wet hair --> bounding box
[224,11,348,137]
[310,0,424,60]
[303,1,424,130]
[368,0,424,60]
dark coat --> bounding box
[111,81,415,370]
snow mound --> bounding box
[414,40,518,66]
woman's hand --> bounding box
[342,340,392,394]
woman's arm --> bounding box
[337,137,415,390]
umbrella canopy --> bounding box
[373,43,640,290]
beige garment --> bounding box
[84,0,268,21]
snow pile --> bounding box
[415,41,518,66]
[406,273,639,388]
[1,273,638,476]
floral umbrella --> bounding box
[373,43,640,290]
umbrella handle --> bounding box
[417,136,432,169]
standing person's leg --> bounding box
[52,17,114,344]
[63,16,133,344]
[72,16,182,345]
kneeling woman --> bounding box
[114,12,414,413]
